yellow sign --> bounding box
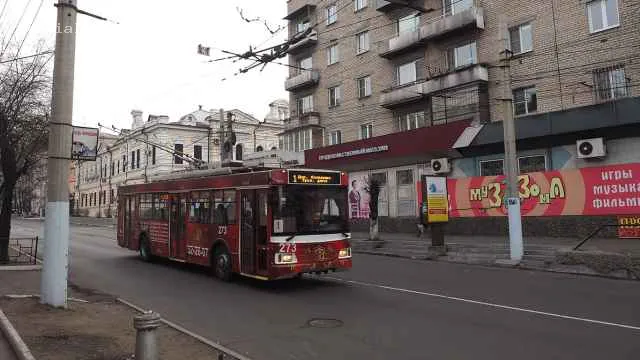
[425,176,449,223]
[288,171,340,185]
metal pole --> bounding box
[500,24,524,261]
[134,311,161,360]
[41,0,78,307]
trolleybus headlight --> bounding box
[338,248,352,259]
[275,253,298,264]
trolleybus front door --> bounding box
[240,189,270,276]
[169,194,187,260]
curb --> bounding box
[116,298,253,360]
[0,309,36,360]
[354,249,639,281]
[0,265,42,271]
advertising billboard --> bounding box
[448,163,640,217]
[71,126,99,161]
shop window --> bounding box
[396,169,415,217]
[479,159,504,176]
[518,155,546,174]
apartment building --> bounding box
[74,102,287,218]
[285,0,640,235]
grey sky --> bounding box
[0,0,289,130]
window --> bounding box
[189,191,211,224]
[327,44,339,65]
[152,146,156,165]
[329,86,341,107]
[519,155,546,174]
[397,61,417,86]
[396,169,414,217]
[509,23,533,54]
[136,149,140,168]
[396,111,426,131]
[452,42,477,69]
[110,189,114,204]
[330,130,342,145]
[593,66,629,101]
[397,14,419,35]
[272,186,348,234]
[256,145,264,152]
[327,4,337,25]
[587,0,619,33]
[513,86,537,115]
[194,145,202,161]
[444,0,473,15]
[174,144,183,164]
[357,76,372,98]
[122,155,126,172]
[354,0,367,12]
[479,159,504,176]
[296,95,314,114]
[211,190,236,225]
[356,31,369,54]
[296,18,310,34]
[131,151,135,170]
[360,123,373,139]
[117,160,120,174]
[298,56,312,73]
[235,144,243,161]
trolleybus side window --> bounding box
[211,190,236,225]
[140,194,153,219]
[189,191,211,224]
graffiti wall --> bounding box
[448,163,640,217]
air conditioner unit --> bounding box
[577,138,606,159]
[430,158,451,174]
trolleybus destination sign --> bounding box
[288,170,341,185]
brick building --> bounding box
[284,0,640,236]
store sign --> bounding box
[448,163,640,217]
[71,126,99,160]
[618,216,640,239]
[288,170,340,185]
[318,145,389,161]
[425,176,449,223]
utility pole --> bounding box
[41,0,78,307]
[499,23,523,262]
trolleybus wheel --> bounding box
[139,234,153,262]
[213,246,232,282]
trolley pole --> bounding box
[499,25,523,261]
[41,0,78,307]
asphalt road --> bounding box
[10,218,640,360]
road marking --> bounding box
[323,276,640,331]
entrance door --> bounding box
[240,190,270,275]
[169,194,186,260]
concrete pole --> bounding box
[499,22,523,261]
[134,311,161,360]
[41,0,78,307]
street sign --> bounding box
[425,176,449,223]
[71,126,99,160]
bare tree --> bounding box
[365,177,381,242]
[0,46,51,263]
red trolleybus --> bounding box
[116,167,352,281]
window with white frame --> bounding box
[397,14,419,35]
[587,0,619,33]
[296,95,314,114]
[296,18,310,34]
[330,130,342,145]
[396,169,415,217]
[397,60,417,86]
[356,31,370,54]
[396,111,426,131]
[357,76,372,98]
[355,0,367,12]
[452,41,477,69]
[518,155,546,174]
[479,159,504,176]
[360,123,373,139]
[593,66,630,101]
[329,86,341,107]
[327,4,337,25]
[297,56,312,73]
[282,129,313,152]
[509,23,533,54]
[513,86,537,115]
[444,0,473,15]
[327,44,339,65]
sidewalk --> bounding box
[0,331,18,360]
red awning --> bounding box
[305,120,472,168]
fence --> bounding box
[4,237,39,265]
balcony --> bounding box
[284,111,321,131]
[379,29,423,58]
[380,82,425,108]
[285,70,320,91]
[376,0,423,12]
[421,6,485,41]
[287,29,318,55]
[284,1,316,20]
[420,64,488,96]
